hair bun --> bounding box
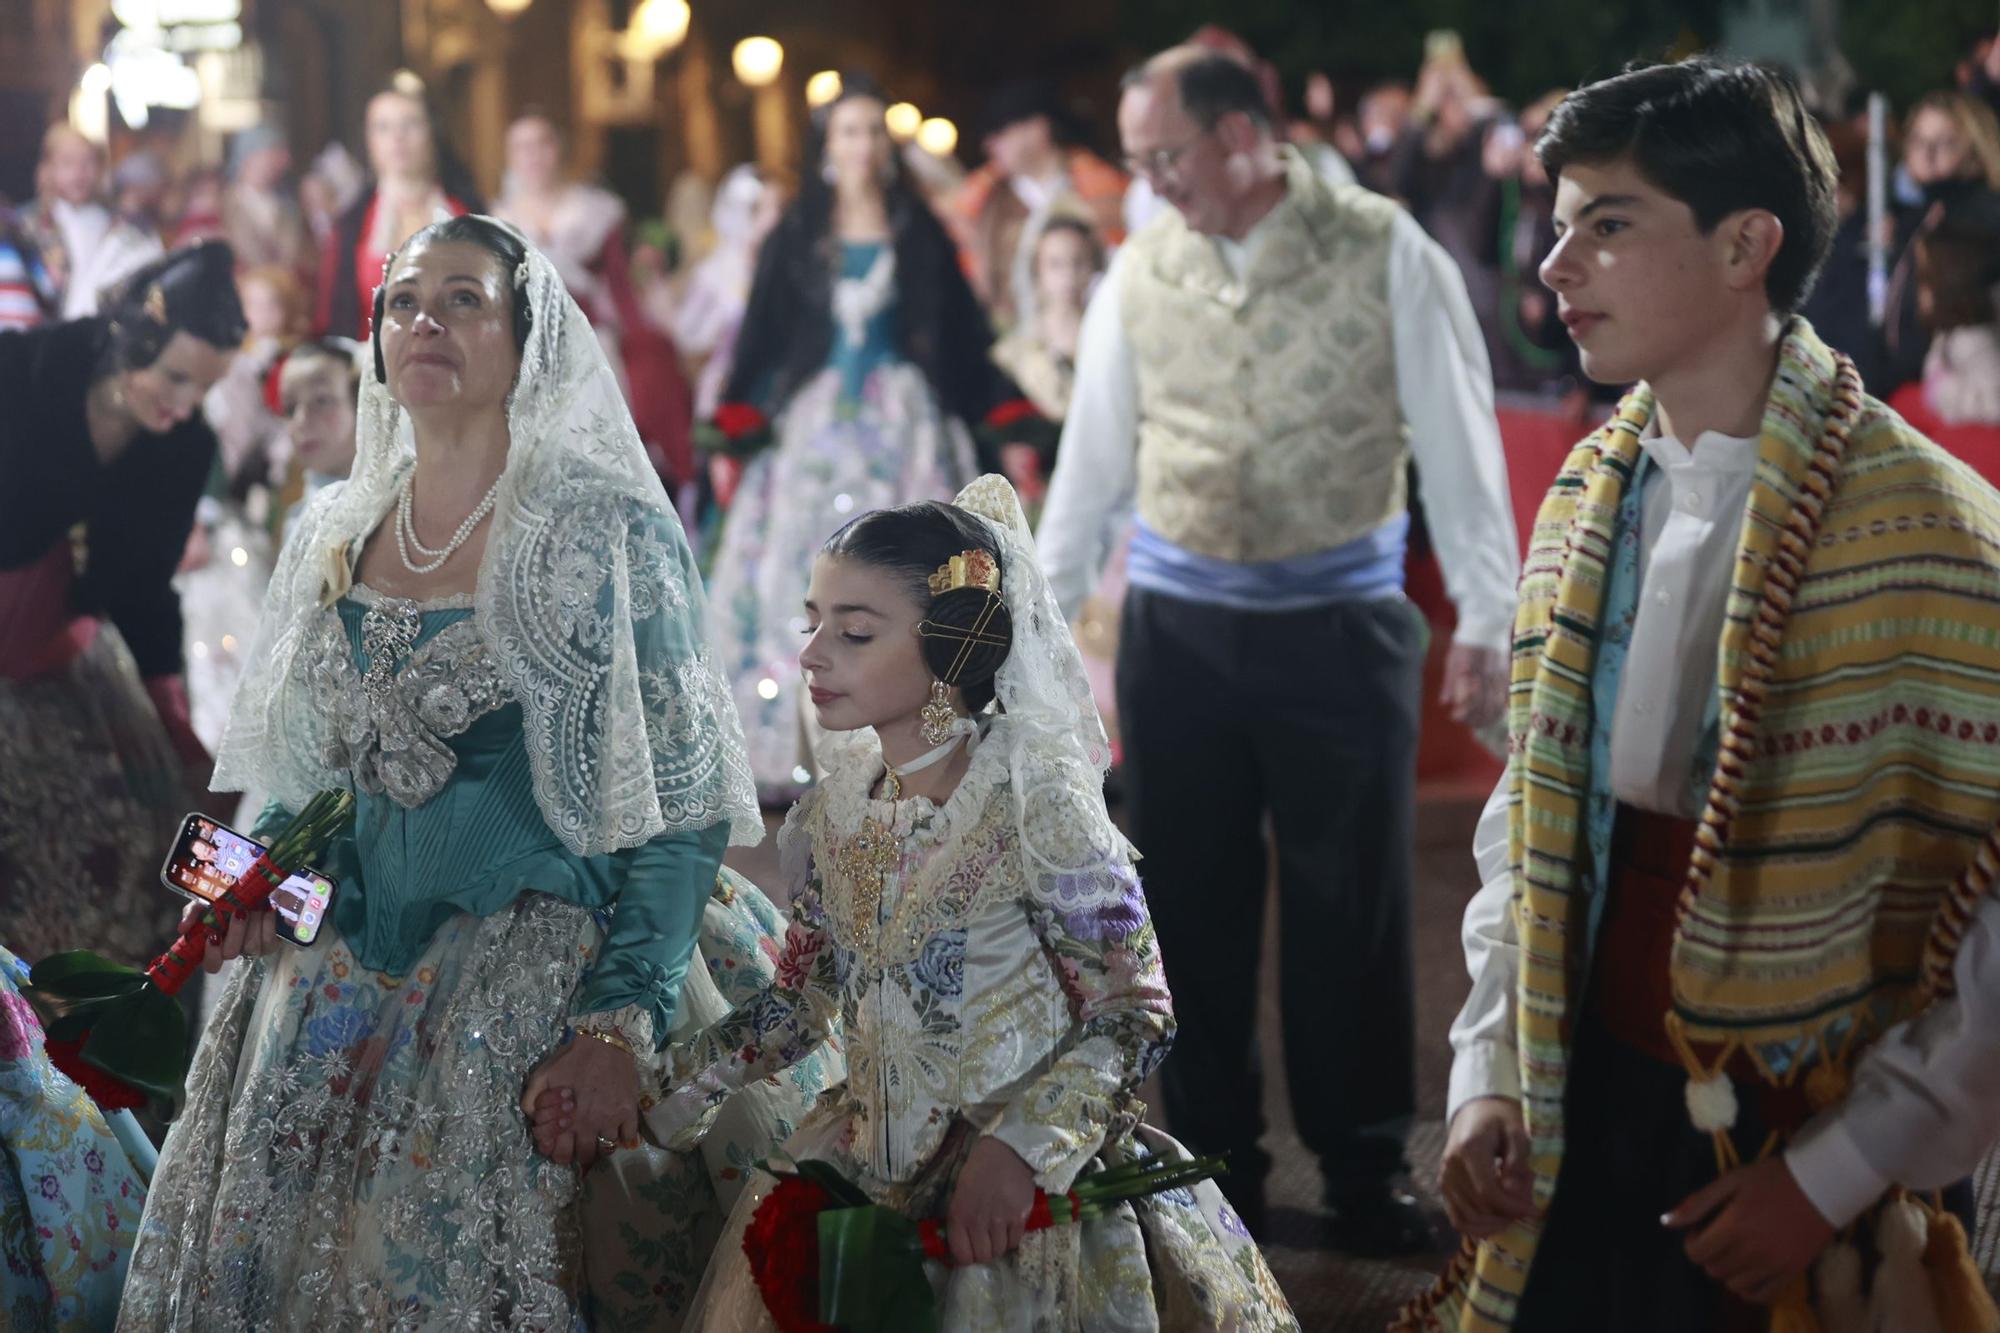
[919,585,1013,699]
[107,239,247,370]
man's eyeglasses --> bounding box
[1124,135,1204,185]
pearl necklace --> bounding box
[396,471,500,574]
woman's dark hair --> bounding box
[1535,58,1838,315]
[368,78,486,211]
[102,240,247,370]
[369,214,531,383]
[823,501,1014,713]
[722,72,1015,431]
[284,336,366,398]
[1916,214,2000,331]
[1035,215,1106,273]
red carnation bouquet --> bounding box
[693,401,774,459]
[744,1150,1226,1332]
[25,790,354,1116]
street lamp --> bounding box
[884,101,922,141]
[620,0,690,62]
[732,36,783,88]
[916,116,958,157]
[805,69,842,107]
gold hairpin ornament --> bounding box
[927,549,1000,597]
[143,282,167,324]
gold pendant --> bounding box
[830,815,900,951]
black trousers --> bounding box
[1512,1008,1769,1332]
[1116,587,1423,1196]
[1517,1009,1980,1330]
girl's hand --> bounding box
[945,1136,1037,1266]
[519,1037,640,1170]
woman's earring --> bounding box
[919,680,957,746]
[821,158,837,186]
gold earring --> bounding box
[919,680,957,746]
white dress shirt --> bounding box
[51,199,162,320]
[1036,201,1518,649]
[1447,423,2000,1227]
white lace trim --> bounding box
[214,220,763,853]
[345,580,478,612]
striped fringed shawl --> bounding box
[1400,321,2000,1332]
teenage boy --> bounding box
[1404,58,2000,1331]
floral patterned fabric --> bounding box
[707,360,979,795]
[0,946,155,1332]
[119,873,837,1333]
[653,725,1297,1330]
[121,591,831,1331]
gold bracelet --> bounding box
[575,1027,637,1059]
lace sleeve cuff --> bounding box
[570,1003,655,1063]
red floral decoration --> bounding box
[742,1175,837,1333]
[43,1038,147,1112]
[983,398,1038,430]
[714,402,770,439]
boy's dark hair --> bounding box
[1536,58,1838,314]
[822,501,1013,714]
[370,215,531,383]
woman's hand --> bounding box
[945,1136,1038,1267]
[519,1036,640,1170]
[187,899,279,974]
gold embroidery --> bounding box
[827,816,900,955]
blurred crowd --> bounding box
[3,24,1998,758]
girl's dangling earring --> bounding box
[919,680,958,746]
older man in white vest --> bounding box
[1037,47,1519,1251]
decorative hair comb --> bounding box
[928,549,1000,597]
[143,282,167,324]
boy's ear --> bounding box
[1724,209,1785,297]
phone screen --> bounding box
[160,813,337,947]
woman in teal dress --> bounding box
[704,73,1031,798]
[117,217,838,1331]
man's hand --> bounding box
[1663,1156,1835,1305]
[1441,641,1509,731]
[1438,1096,1535,1238]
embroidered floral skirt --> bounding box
[120,874,840,1332]
[707,364,979,797]
[683,1111,1298,1333]
[0,626,189,969]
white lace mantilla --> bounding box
[215,220,762,853]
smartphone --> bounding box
[160,813,337,948]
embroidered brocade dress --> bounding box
[705,241,980,796]
[663,722,1298,1331]
[118,582,840,1332]
[0,947,156,1332]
